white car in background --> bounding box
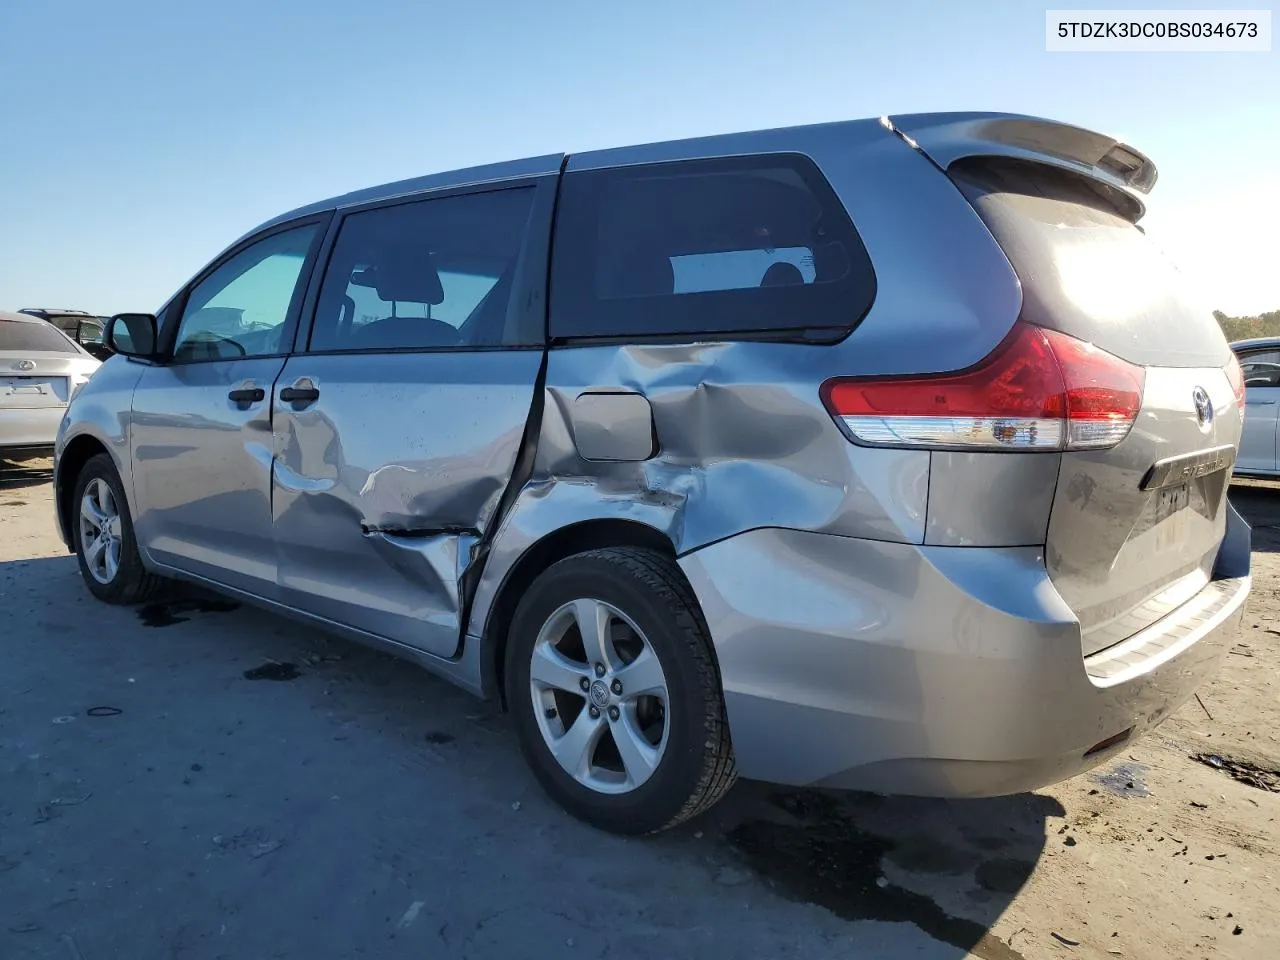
[1231,337,1280,477]
[1,309,101,462]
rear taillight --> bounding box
[820,323,1146,452]
[1225,354,1246,411]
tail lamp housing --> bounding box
[820,323,1147,452]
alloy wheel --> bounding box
[79,477,122,585]
[529,597,670,794]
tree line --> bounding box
[1215,310,1280,342]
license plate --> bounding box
[1152,482,1191,524]
[0,376,67,407]
[1149,482,1197,554]
[0,377,51,395]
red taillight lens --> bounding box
[820,323,1145,451]
[1225,354,1246,411]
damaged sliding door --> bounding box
[270,177,555,657]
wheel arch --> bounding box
[480,518,684,710]
[54,433,113,551]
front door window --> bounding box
[171,226,319,362]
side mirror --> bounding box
[106,313,159,358]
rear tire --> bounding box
[506,547,736,834]
[72,454,165,604]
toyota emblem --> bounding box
[14,359,35,371]
[588,680,611,709]
[1192,386,1213,428]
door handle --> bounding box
[1246,400,1276,406]
[228,386,265,404]
[280,384,320,405]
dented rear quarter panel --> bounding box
[467,119,1025,647]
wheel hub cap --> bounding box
[587,680,611,709]
[529,597,670,795]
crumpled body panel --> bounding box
[466,121,1026,649]
[271,351,543,657]
[465,340,932,642]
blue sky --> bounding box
[1,0,1276,316]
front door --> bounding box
[272,182,553,656]
[130,221,325,598]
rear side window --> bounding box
[309,187,537,352]
[1238,349,1280,387]
[0,319,79,353]
[550,154,875,342]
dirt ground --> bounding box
[1,459,1276,960]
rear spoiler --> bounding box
[882,112,1157,218]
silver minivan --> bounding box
[54,112,1252,834]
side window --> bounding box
[171,225,319,362]
[1239,350,1280,388]
[308,187,536,352]
[549,153,875,341]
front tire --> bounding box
[506,547,736,834]
[73,453,164,604]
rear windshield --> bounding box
[0,319,80,353]
[951,158,1229,368]
[550,153,876,342]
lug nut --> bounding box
[579,676,590,692]
[611,679,622,695]
[545,707,557,719]
[608,706,619,721]
[594,663,605,677]
[589,705,600,719]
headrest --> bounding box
[760,261,805,287]
[616,254,674,297]
[352,246,444,305]
[187,306,245,332]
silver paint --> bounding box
[52,112,1252,805]
[1,335,101,451]
[270,350,541,657]
[53,355,147,546]
[883,112,1158,213]
[128,357,288,599]
[925,451,1061,547]
[1046,367,1241,656]
[678,526,1247,794]
[569,392,655,462]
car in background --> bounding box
[1,310,101,462]
[18,308,114,361]
[1230,337,1280,476]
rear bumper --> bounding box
[679,522,1249,797]
[1,407,65,451]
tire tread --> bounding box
[570,546,737,831]
[75,454,167,605]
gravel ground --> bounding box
[1,459,1277,960]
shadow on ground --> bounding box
[1229,478,1280,553]
[702,785,1057,960]
[0,458,53,493]
[1,555,1056,959]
